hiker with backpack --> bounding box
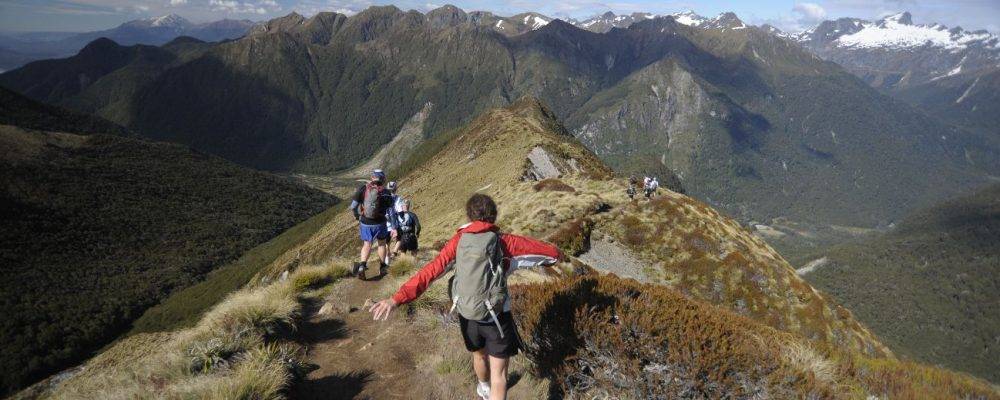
[370,194,561,400]
[627,176,638,200]
[390,198,421,255]
[382,181,401,265]
[350,169,398,279]
[644,176,658,199]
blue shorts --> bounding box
[360,223,389,242]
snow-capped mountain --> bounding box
[799,12,998,51]
[571,10,749,33]
[796,11,1000,137]
[486,12,552,35]
[669,11,707,27]
[574,11,656,33]
[796,12,999,84]
[123,14,195,30]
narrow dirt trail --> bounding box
[290,265,546,400]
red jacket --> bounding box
[391,220,561,305]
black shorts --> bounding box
[459,312,519,357]
[399,233,418,252]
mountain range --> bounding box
[0,14,253,71]
[794,11,1000,136]
[2,5,997,234]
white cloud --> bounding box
[209,0,280,14]
[169,0,187,5]
[792,2,827,21]
[291,0,372,16]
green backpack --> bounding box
[449,231,508,336]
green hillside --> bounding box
[0,90,336,395]
[802,184,1000,382]
[2,7,996,231]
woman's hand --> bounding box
[370,298,398,321]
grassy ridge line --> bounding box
[129,205,343,334]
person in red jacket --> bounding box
[370,194,561,400]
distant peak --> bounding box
[713,12,743,24]
[881,11,913,25]
[164,36,204,46]
[81,37,120,51]
[670,10,706,27]
[601,11,616,19]
[433,4,463,11]
[148,13,191,27]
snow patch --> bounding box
[796,257,829,276]
[671,11,706,27]
[523,14,550,30]
[956,76,980,104]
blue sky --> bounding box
[1,0,997,33]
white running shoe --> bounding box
[476,382,490,400]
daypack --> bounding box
[360,183,385,220]
[449,231,508,336]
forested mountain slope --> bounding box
[802,184,1000,382]
[0,89,336,395]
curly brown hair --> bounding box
[465,194,498,223]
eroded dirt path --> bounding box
[290,266,547,400]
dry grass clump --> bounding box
[836,355,1000,400]
[388,253,418,277]
[43,263,351,399]
[290,262,350,292]
[533,178,576,192]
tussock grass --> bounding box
[42,261,352,399]
[533,178,576,192]
[388,253,418,277]
[289,262,350,292]
[434,352,472,376]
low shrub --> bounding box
[510,274,1000,399]
[511,275,823,399]
[547,217,593,256]
[533,178,576,192]
[619,215,649,246]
